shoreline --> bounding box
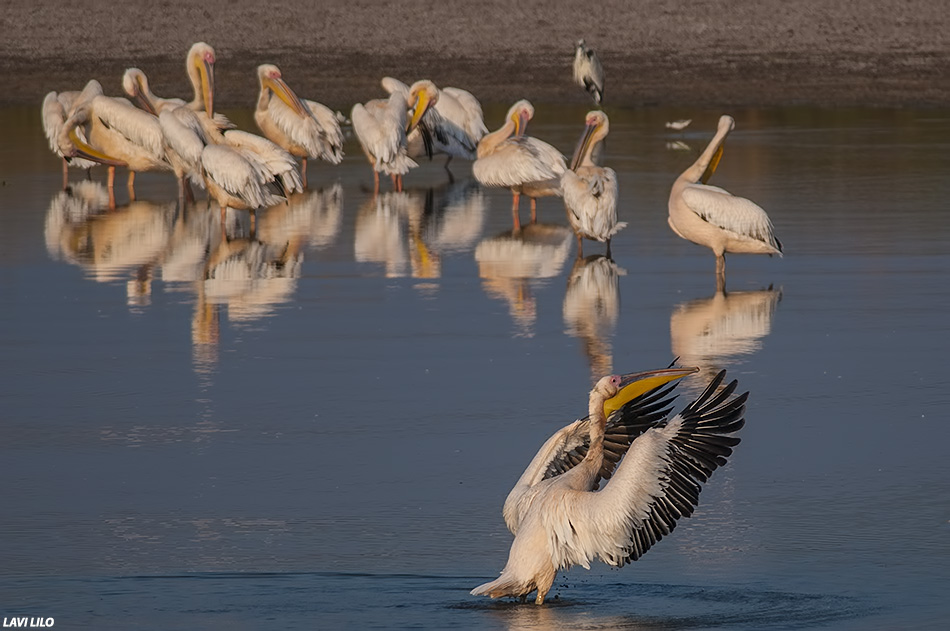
[3,1,949,109]
[5,50,950,110]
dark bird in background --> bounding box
[573,39,605,104]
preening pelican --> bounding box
[254,64,344,188]
[58,86,171,208]
[145,43,301,217]
[42,81,102,189]
[562,111,624,257]
[380,77,487,170]
[573,39,604,104]
[471,367,746,604]
[352,84,434,192]
[122,66,234,132]
[473,100,566,229]
[668,115,782,290]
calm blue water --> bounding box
[1,105,948,630]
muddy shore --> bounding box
[2,0,949,109]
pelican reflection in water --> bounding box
[563,255,626,384]
[475,223,573,337]
[471,367,747,604]
[44,184,176,304]
[670,287,782,393]
[355,180,487,280]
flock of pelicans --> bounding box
[42,40,766,605]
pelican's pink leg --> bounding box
[511,192,522,231]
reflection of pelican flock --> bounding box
[472,368,746,604]
[475,224,572,336]
[670,287,783,390]
[45,184,176,297]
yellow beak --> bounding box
[68,129,125,167]
[603,367,699,418]
[265,76,307,117]
[407,90,430,133]
[570,120,598,171]
[701,142,724,184]
[197,57,214,117]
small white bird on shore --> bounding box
[666,119,692,131]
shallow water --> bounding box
[1,105,948,630]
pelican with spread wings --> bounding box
[471,366,746,604]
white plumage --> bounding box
[473,100,566,228]
[254,64,343,188]
[562,110,624,256]
[472,367,747,604]
[352,91,418,191]
[42,82,101,186]
[380,77,487,163]
[668,115,782,289]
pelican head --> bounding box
[570,110,609,171]
[598,366,699,418]
[122,68,158,115]
[58,104,125,167]
[506,99,534,137]
[406,80,439,133]
[701,114,736,184]
[257,64,307,116]
[187,42,216,117]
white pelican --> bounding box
[351,83,434,192]
[473,100,566,229]
[122,66,234,132]
[254,64,344,188]
[573,39,604,104]
[562,111,624,257]
[58,86,171,208]
[668,115,782,290]
[471,367,746,604]
[42,81,102,189]
[380,77,487,170]
[141,44,301,217]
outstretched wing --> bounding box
[550,370,746,571]
[502,377,683,534]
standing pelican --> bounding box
[562,111,624,257]
[42,81,103,189]
[473,100,566,229]
[254,64,344,188]
[380,77,487,170]
[471,367,746,604]
[351,84,434,192]
[668,115,782,290]
[573,39,604,104]
[58,87,171,208]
